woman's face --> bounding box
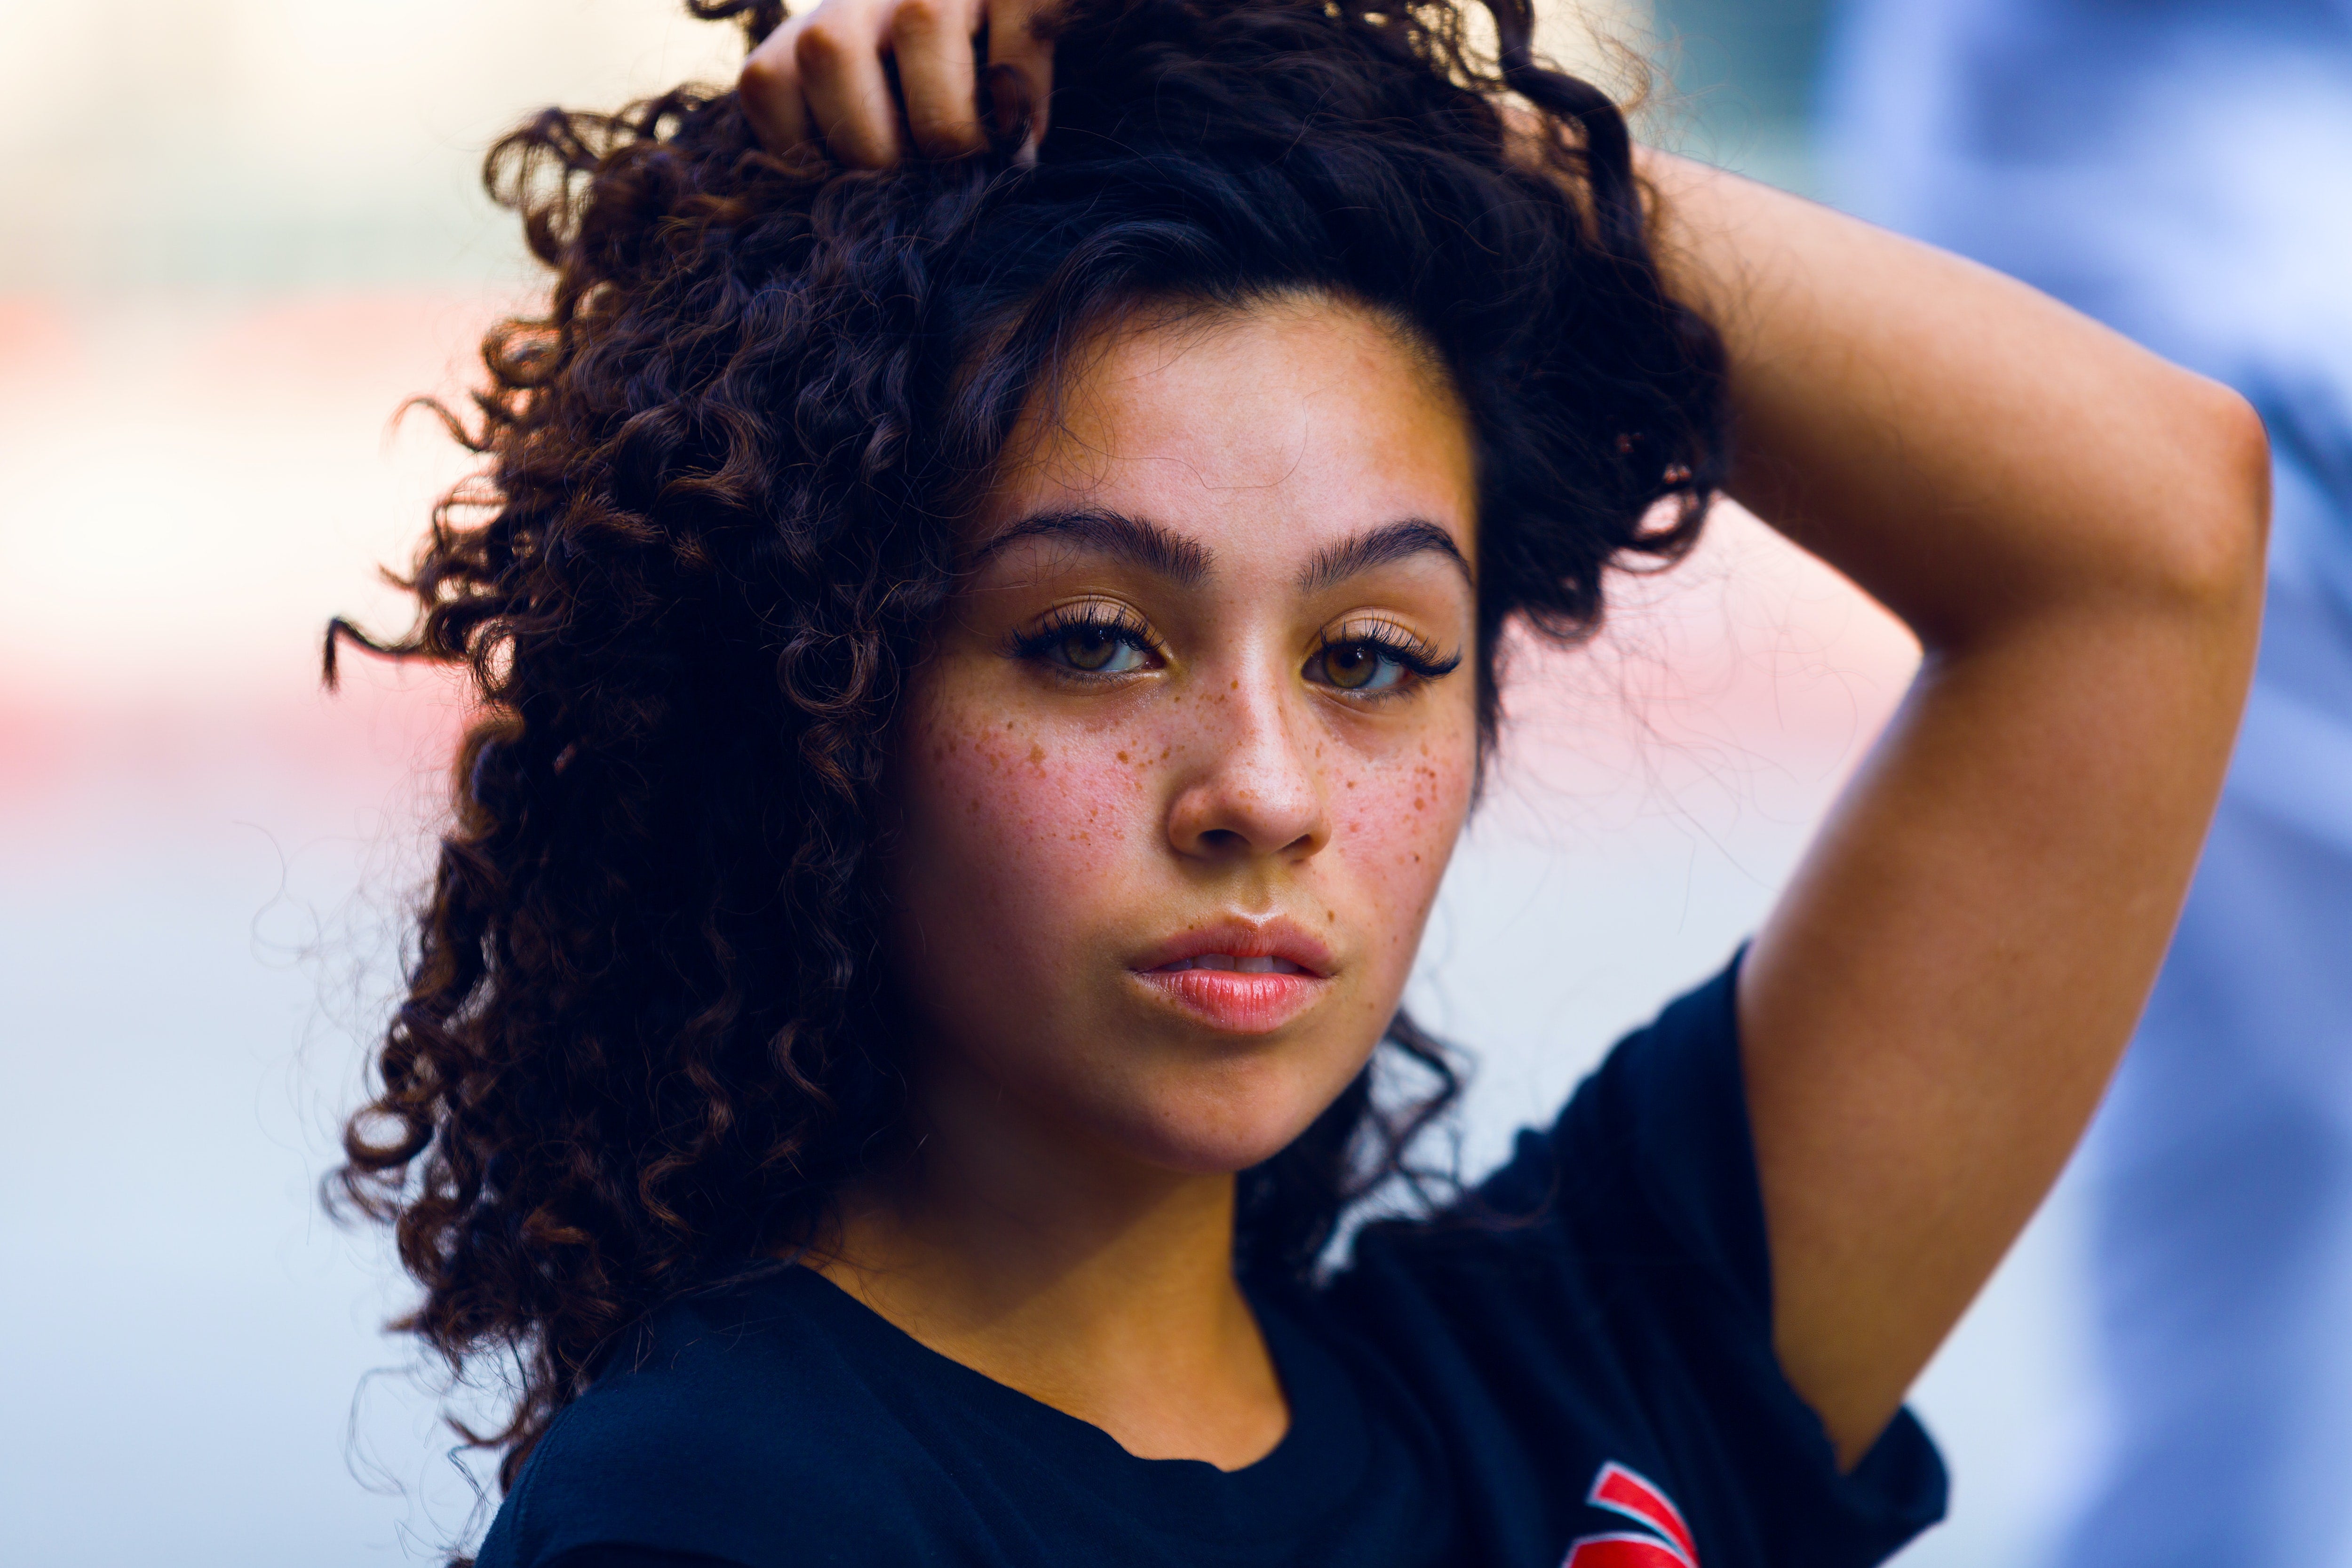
[887,294,1480,1179]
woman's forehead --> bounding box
[978,295,1478,575]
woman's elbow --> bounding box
[2153,377,2271,621]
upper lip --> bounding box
[1131,917,1335,979]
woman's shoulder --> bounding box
[474,1269,945,1568]
[1310,956,1946,1568]
[1343,955,1758,1297]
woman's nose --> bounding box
[1163,673,1331,863]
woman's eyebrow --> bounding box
[1297,519,1472,595]
[971,509,1211,585]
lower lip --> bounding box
[1132,969,1327,1035]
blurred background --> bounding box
[0,3,2089,1563]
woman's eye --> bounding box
[1309,641,1408,693]
[1049,624,1151,675]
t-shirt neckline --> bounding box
[775,1263,1373,1542]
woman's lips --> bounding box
[1151,953,1307,974]
[1133,963,1326,1034]
[1129,923,1334,1034]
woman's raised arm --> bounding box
[1642,152,2269,1465]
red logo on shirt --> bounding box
[1561,1461,1698,1568]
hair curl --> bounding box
[329,0,1729,1491]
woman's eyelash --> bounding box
[1009,609,1459,692]
[1318,623,1462,679]
[1009,605,1160,665]
[1303,621,1463,700]
[1013,605,1153,648]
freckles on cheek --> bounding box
[1333,739,1475,922]
[916,716,1160,888]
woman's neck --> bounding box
[807,1071,1290,1470]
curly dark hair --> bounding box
[328,0,1729,1492]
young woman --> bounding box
[332,1,2268,1564]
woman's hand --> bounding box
[739,0,1056,166]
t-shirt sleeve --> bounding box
[1327,953,1948,1568]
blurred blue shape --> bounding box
[1819,3,2352,1563]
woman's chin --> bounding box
[1131,1130,1303,1178]
[1099,1081,1348,1178]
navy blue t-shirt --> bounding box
[473,961,1947,1568]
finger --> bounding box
[985,0,1056,160]
[891,0,988,159]
[739,23,812,154]
[794,3,905,168]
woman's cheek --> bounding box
[902,705,1160,933]
[1333,730,1476,975]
